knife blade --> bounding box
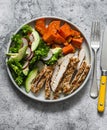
[98,26,107,112]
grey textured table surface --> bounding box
[0,0,107,130]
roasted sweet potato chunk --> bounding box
[35,18,47,35]
[62,44,75,54]
[72,37,83,49]
[59,23,72,39]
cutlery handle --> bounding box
[98,75,106,112]
[90,51,98,98]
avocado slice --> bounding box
[31,29,40,51]
[51,47,62,54]
[8,45,27,62]
[25,68,38,93]
[23,66,29,76]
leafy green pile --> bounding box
[7,25,33,86]
[7,24,62,87]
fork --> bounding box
[90,22,100,98]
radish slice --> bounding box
[27,52,34,60]
[22,61,29,69]
[26,47,31,59]
[42,50,53,61]
[29,34,34,42]
[22,38,28,47]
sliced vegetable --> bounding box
[22,61,29,69]
[51,47,62,54]
[45,47,62,65]
[31,29,40,51]
[42,50,53,61]
[22,38,28,47]
[27,52,34,60]
[25,68,38,93]
[62,44,75,55]
[8,45,27,62]
[26,47,31,59]
[29,34,34,42]
[23,66,29,76]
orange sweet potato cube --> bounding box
[59,23,72,39]
[35,18,47,35]
[72,37,83,49]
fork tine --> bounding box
[94,22,98,41]
[91,21,100,42]
[91,22,94,41]
[96,22,100,41]
[91,22,96,41]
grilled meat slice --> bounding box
[45,66,54,99]
[57,53,74,65]
[31,66,53,94]
[51,64,59,90]
[51,54,73,92]
[61,57,79,94]
[70,61,87,86]
[70,63,90,93]
[34,77,46,93]
[63,60,87,94]
[53,89,62,99]
[53,56,79,98]
[31,65,47,89]
[45,78,51,99]
[51,58,70,92]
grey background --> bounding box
[0,0,107,130]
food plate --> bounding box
[6,16,92,102]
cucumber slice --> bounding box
[31,29,40,51]
[25,68,38,93]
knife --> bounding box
[98,26,107,112]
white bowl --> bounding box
[6,16,92,102]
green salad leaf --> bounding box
[19,25,33,36]
[15,75,24,86]
[9,34,22,53]
[7,60,25,86]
